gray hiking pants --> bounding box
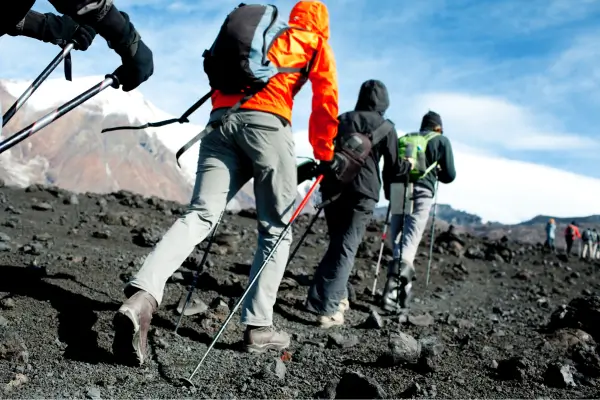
[127,108,297,327]
[305,193,376,316]
[388,185,434,274]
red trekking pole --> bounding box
[181,175,324,388]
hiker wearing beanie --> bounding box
[381,110,456,313]
[545,218,556,253]
[304,79,413,328]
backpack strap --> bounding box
[419,130,442,179]
[371,119,393,146]
[101,89,215,133]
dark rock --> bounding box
[1,298,15,309]
[326,333,359,349]
[0,232,10,242]
[386,332,421,364]
[92,231,111,239]
[544,362,576,388]
[497,356,527,381]
[334,371,386,399]
[408,313,434,327]
[132,227,163,247]
[571,343,600,377]
[363,310,384,329]
[63,194,79,205]
[32,202,53,211]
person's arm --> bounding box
[4,10,96,50]
[47,0,153,91]
[307,38,339,161]
[435,136,456,184]
[382,127,411,199]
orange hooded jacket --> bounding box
[210,1,339,161]
[565,224,581,239]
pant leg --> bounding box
[566,239,573,254]
[233,111,297,327]
[127,116,251,305]
[399,185,434,270]
[306,195,375,316]
[583,243,589,259]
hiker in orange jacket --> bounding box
[564,221,581,255]
[112,0,339,367]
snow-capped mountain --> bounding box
[0,75,320,212]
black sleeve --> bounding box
[0,0,36,36]
[429,135,456,184]
[4,10,46,40]
[47,0,131,46]
[381,126,398,193]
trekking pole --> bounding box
[371,204,391,294]
[286,207,323,267]
[394,174,411,327]
[2,43,75,127]
[425,180,440,287]
[0,74,118,155]
[181,175,324,388]
[174,210,225,334]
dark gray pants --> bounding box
[305,193,376,316]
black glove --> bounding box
[316,153,344,179]
[297,160,319,185]
[44,13,96,50]
[108,12,154,92]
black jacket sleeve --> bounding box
[0,0,36,36]
[428,135,456,184]
[47,0,130,47]
[381,126,411,199]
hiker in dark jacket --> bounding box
[0,0,154,93]
[304,79,412,328]
[381,110,456,312]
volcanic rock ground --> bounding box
[1,182,600,399]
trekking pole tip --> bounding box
[179,377,195,388]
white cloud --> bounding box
[411,92,600,152]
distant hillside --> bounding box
[519,214,600,226]
[374,203,483,226]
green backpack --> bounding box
[398,131,441,182]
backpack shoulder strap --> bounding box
[371,119,393,145]
[101,89,215,133]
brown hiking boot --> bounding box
[243,326,290,353]
[112,290,157,366]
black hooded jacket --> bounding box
[1,0,130,46]
[323,80,408,202]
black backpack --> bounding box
[102,3,314,164]
[331,119,394,184]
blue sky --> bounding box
[1,0,600,182]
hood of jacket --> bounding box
[354,79,390,114]
[289,1,330,40]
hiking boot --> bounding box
[317,311,344,329]
[112,289,157,366]
[339,298,350,313]
[243,326,290,353]
[381,264,415,313]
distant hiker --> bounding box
[582,227,594,260]
[381,111,456,313]
[591,229,599,260]
[304,79,412,328]
[112,0,340,366]
[596,230,600,259]
[0,1,154,93]
[564,221,581,256]
[544,218,556,252]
